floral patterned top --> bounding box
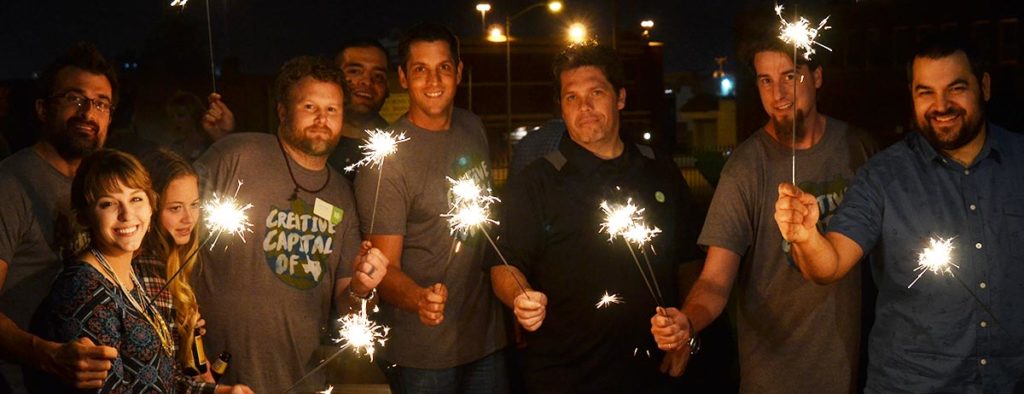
[30,260,177,393]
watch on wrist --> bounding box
[349,287,376,302]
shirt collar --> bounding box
[558,135,633,174]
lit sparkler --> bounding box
[344,129,410,173]
[595,292,623,309]
[600,198,665,307]
[774,4,832,61]
[203,180,255,247]
[318,386,334,394]
[908,236,958,288]
[285,299,390,393]
[169,0,188,6]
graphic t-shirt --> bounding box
[192,133,360,393]
[354,108,506,368]
[698,118,874,393]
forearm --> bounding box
[0,312,55,371]
[790,231,843,284]
[377,267,426,313]
[490,265,531,308]
[680,277,729,334]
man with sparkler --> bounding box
[328,38,391,181]
[776,32,1024,392]
[0,43,122,393]
[491,43,698,392]
[653,33,876,393]
[354,23,508,392]
[191,56,389,393]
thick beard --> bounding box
[48,116,101,160]
[772,109,806,146]
[917,105,985,151]
[281,123,338,157]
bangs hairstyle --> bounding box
[140,148,202,356]
[71,149,156,226]
[273,56,348,106]
[551,43,625,104]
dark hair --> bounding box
[37,42,119,106]
[398,23,460,73]
[273,56,347,105]
[738,34,821,74]
[551,43,625,102]
[71,149,156,228]
[335,37,390,67]
[906,31,986,83]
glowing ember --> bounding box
[318,386,334,394]
[442,176,500,235]
[775,3,832,61]
[344,129,410,172]
[600,199,661,248]
[908,236,959,288]
[203,180,254,247]
[595,292,623,309]
[335,299,390,361]
[170,0,188,6]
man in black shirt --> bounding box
[490,43,698,393]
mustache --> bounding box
[67,118,100,132]
[926,106,965,120]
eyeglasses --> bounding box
[50,92,115,114]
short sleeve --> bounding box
[826,163,884,253]
[0,172,28,263]
[354,156,408,236]
[697,154,757,256]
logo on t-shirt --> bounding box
[262,198,337,289]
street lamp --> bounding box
[567,22,588,44]
[476,3,491,34]
[640,19,654,38]
[498,1,563,135]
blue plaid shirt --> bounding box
[829,124,1024,393]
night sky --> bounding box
[0,0,767,79]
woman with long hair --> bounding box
[137,148,250,394]
[29,149,179,393]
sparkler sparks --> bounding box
[595,292,623,309]
[318,386,334,394]
[334,299,390,361]
[203,180,254,247]
[344,129,410,172]
[599,199,661,248]
[442,176,500,235]
[908,236,959,288]
[774,4,832,61]
[169,0,188,6]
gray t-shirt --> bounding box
[0,148,87,394]
[354,108,506,368]
[698,117,870,393]
[193,133,361,393]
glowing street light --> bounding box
[487,25,507,42]
[548,1,563,12]
[640,19,654,38]
[476,3,491,34]
[568,22,588,44]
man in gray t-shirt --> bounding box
[651,38,874,393]
[193,56,387,393]
[0,43,121,393]
[355,23,507,392]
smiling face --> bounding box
[911,51,990,151]
[90,180,152,257]
[753,50,821,141]
[338,46,389,116]
[399,40,462,128]
[36,67,113,160]
[559,66,625,153]
[277,76,345,156]
[159,175,200,246]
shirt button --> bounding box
[979,282,987,289]
[964,169,971,175]
[969,204,977,211]
[976,243,983,249]
[980,321,988,328]
[980,358,988,366]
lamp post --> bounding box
[495,1,563,136]
[640,19,654,39]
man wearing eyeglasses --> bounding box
[0,42,119,393]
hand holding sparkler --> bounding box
[201,93,235,141]
[774,182,820,244]
[514,290,548,332]
[650,307,691,352]
[417,283,448,326]
[349,240,388,298]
